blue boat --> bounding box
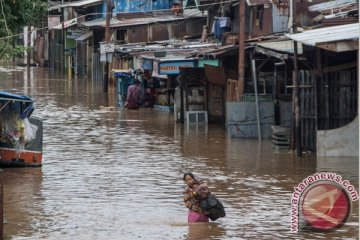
[0,91,43,167]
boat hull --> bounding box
[0,147,42,167]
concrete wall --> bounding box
[226,101,274,139]
[280,101,292,127]
[317,116,359,157]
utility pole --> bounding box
[291,0,302,157]
[61,0,65,73]
[237,0,245,101]
[103,0,111,93]
[27,24,31,68]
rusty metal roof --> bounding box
[81,15,202,28]
[286,23,359,46]
[192,45,239,58]
[114,41,226,62]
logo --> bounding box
[301,182,350,230]
[290,172,358,232]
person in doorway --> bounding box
[125,80,142,109]
[183,172,209,223]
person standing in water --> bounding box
[183,172,209,223]
[125,80,141,109]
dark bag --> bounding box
[200,193,226,221]
[194,185,210,200]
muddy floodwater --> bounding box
[0,64,358,239]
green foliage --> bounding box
[0,41,27,60]
[0,0,47,59]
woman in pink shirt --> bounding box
[125,80,141,109]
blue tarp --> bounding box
[0,91,34,118]
[114,72,133,81]
[0,91,33,102]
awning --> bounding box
[255,40,303,54]
[75,31,93,41]
[52,18,77,30]
[195,45,239,59]
[286,23,359,52]
[81,18,121,28]
[286,23,359,46]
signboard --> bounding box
[142,59,153,71]
[48,16,61,30]
[67,28,86,39]
[52,18,77,30]
[100,42,115,54]
[198,59,219,67]
[152,61,168,79]
[159,60,196,75]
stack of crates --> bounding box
[272,125,290,151]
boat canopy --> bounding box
[0,91,34,118]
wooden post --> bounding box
[237,0,245,101]
[180,83,184,123]
[61,6,65,72]
[251,55,261,140]
[292,0,302,157]
[103,0,112,93]
[315,48,321,140]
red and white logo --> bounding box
[290,172,358,232]
[300,182,351,230]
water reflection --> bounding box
[3,168,44,237]
[186,223,226,240]
[0,64,358,239]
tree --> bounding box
[0,0,47,60]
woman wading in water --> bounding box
[183,173,209,223]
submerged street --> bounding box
[0,64,358,239]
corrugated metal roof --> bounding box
[255,40,303,54]
[81,15,194,28]
[246,0,272,6]
[192,45,239,58]
[67,0,104,7]
[308,0,357,12]
[75,31,93,41]
[286,23,359,46]
[48,0,104,11]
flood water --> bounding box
[0,64,358,239]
